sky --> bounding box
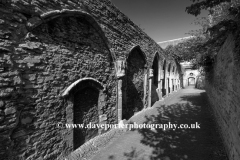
[111,0,208,43]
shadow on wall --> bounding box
[151,83,159,106]
[123,48,145,120]
[195,76,205,90]
[108,93,228,160]
[73,87,99,149]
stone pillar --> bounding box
[156,81,162,100]
[148,69,153,108]
[178,79,180,90]
[165,73,169,97]
[156,70,163,100]
[176,79,178,90]
[174,79,176,91]
[143,74,148,108]
[115,60,125,123]
[179,79,180,89]
[172,78,174,92]
[168,76,172,95]
[175,79,177,90]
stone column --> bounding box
[161,70,166,97]
[148,69,154,108]
[178,79,180,89]
[169,73,172,94]
[174,79,176,91]
[176,79,178,90]
[177,78,179,90]
[172,79,175,92]
[143,74,148,108]
[174,79,178,91]
[167,74,171,95]
[156,69,164,100]
[115,60,125,123]
[165,74,169,97]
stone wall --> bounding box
[205,33,240,160]
[0,0,181,160]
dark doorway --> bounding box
[162,60,166,96]
[123,48,146,120]
[152,54,159,87]
[172,79,174,91]
[151,53,160,104]
[73,87,99,149]
[168,63,171,94]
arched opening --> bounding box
[162,60,167,96]
[152,53,159,87]
[188,77,196,86]
[74,86,99,149]
[168,63,171,94]
[124,46,146,119]
[62,78,104,150]
[151,53,160,104]
[172,66,175,91]
[30,9,115,61]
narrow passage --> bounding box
[91,86,228,160]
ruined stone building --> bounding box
[0,0,183,159]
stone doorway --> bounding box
[62,78,104,150]
[73,86,99,149]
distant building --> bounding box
[158,37,205,89]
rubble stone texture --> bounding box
[206,34,240,160]
[0,0,181,159]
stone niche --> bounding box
[62,78,106,150]
[123,47,146,120]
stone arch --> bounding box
[167,62,172,94]
[172,65,176,74]
[151,52,161,104]
[171,63,177,91]
[27,9,116,61]
[167,62,172,75]
[62,78,104,150]
[123,45,146,119]
[127,45,147,65]
[188,77,196,85]
[152,52,160,87]
[162,59,167,96]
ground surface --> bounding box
[90,86,228,160]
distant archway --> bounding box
[172,65,175,91]
[167,63,171,94]
[188,77,196,85]
[162,60,167,96]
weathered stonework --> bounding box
[206,33,240,160]
[0,0,182,160]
